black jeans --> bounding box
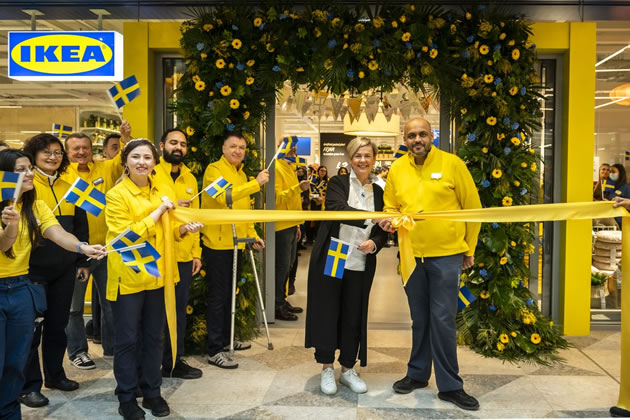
[275,226,297,307]
[163,261,193,368]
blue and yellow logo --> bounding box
[8,31,122,81]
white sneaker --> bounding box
[340,369,367,393]
[320,368,337,395]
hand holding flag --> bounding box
[191,176,232,201]
[110,229,162,277]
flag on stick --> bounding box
[64,178,107,216]
[51,123,73,139]
[0,171,24,202]
[458,282,476,310]
[111,229,161,277]
[323,238,350,279]
[108,75,140,109]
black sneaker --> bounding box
[392,376,429,394]
[162,360,202,379]
[438,389,480,411]
[142,396,170,417]
[119,400,145,419]
[71,351,96,370]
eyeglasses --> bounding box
[41,150,63,158]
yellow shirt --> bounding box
[274,158,303,231]
[66,154,123,245]
[105,176,180,301]
[0,200,59,278]
[200,155,260,250]
[153,161,202,262]
[384,147,482,258]
[33,169,77,218]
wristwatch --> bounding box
[76,241,88,254]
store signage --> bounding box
[8,31,123,81]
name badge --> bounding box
[93,177,104,186]
[186,188,193,194]
[431,172,442,180]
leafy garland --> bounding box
[176,3,568,364]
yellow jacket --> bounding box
[66,153,123,245]
[275,158,303,231]
[201,155,260,250]
[154,161,202,262]
[105,176,181,301]
[384,147,482,258]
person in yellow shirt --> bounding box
[274,138,310,321]
[154,128,203,380]
[0,149,105,419]
[201,132,268,369]
[105,139,202,419]
[382,118,482,411]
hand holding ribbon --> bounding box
[391,215,416,286]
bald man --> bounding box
[381,118,482,410]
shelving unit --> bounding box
[78,109,121,158]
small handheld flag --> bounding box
[394,144,409,159]
[0,171,24,202]
[297,156,307,167]
[111,229,161,277]
[108,75,141,109]
[51,123,73,139]
[64,178,107,217]
[458,282,476,310]
[602,180,616,192]
[266,136,298,170]
[204,176,232,199]
[323,238,350,279]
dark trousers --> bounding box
[163,261,193,368]
[313,269,364,369]
[275,226,297,307]
[405,254,464,392]
[90,258,114,355]
[0,276,35,420]
[112,287,165,403]
[92,281,101,338]
[23,268,75,393]
[203,247,242,357]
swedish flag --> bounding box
[602,180,616,192]
[52,123,73,139]
[394,144,409,159]
[109,75,141,109]
[277,136,298,159]
[112,230,161,277]
[203,176,232,198]
[65,178,106,216]
[297,156,307,167]
[626,151,630,161]
[324,238,350,279]
[458,282,476,310]
[0,171,22,202]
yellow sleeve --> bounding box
[274,168,301,207]
[383,169,399,213]
[200,165,260,209]
[36,200,60,236]
[103,152,124,186]
[105,188,156,240]
[188,176,202,259]
[453,158,482,256]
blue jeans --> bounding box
[0,276,36,420]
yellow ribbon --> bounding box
[161,212,177,370]
[390,215,416,286]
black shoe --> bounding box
[162,360,203,379]
[45,378,79,391]
[611,406,630,417]
[392,376,429,394]
[285,302,303,313]
[18,391,49,408]
[438,389,480,411]
[142,396,170,417]
[275,306,298,321]
[119,400,145,419]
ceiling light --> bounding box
[596,44,630,67]
[609,83,630,106]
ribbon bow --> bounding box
[391,214,417,286]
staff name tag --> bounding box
[93,177,104,186]
[431,172,442,179]
[186,188,193,194]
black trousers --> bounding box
[163,261,193,368]
[22,268,75,393]
[313,269,364,369]
[203,247,242,357]
[112,287,165,403]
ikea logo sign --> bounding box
[8,31,123,81]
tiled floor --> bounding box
[22,247,623,419]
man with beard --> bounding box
[380,118,482,411]
[154,128,203,379]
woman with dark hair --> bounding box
[337,165,349,176]
[603,164,630,201]
[106,139,202,419]
[0,149,104,419]
[309,165,329,241]
[19,134,93,408]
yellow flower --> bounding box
[200,53,207,59]
[508,40,515,46]
[372,16,384,28]
[186,126,195,136]
[401,32,411,42]
[246,77,255,85]
[192,75,200,83]
[465,12,472,20]
[228,63,234,69]
[512,49,520,60]
[509,86,518,96]
[422,46,429,52]
[216,19,223,25]
[530,333,541,344]
[460,273,467,280]
[486,116,497,126]
[343,43,348,49]
[236,287,240,295]
[492,169,503,178]
[511,331,517,337]
[252,150,258,158]
[203,23,213,31]
[529,148,535,154]
[461,108,467,115]
[499,32,506,40]
[368,60,378,71]
[216,59,226,69]
[186,305,193,315]
[392,21,398,28]
[246,59,255,67]
[209,91,214,97]
[480,290,490,299]
[488,60,493,66]
[253,17,262,27]
[230,99,240,109]
[514,180,520,187]
[497,133,505,140]
[266,43,275,52]
[500,333,509,343]
[232,39,242,49]
[479,45,490,55]
[478,263,484,267]
[429,49,438,59]
[191,146,197,152]
[331,17,341,27]
[296,67,304,72]
[243,111,250,120]
[492,92,497,97]
[220,85,232,96]
[549,321,554,327]
[484,74,494,84]
[450,24,457,33]
[521,162,528,168]
[502,197,513,207]
[531,162,537,171]
[200,269,206,277]
[399,15,406,23]
[324,59,333,70]
[511,137,521,146]
[358,71,365,79]
[497,342,505,351]
[354,23,365,32]
[314,27,322,37]
[482,147,488,153]
[194,81,206,91]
